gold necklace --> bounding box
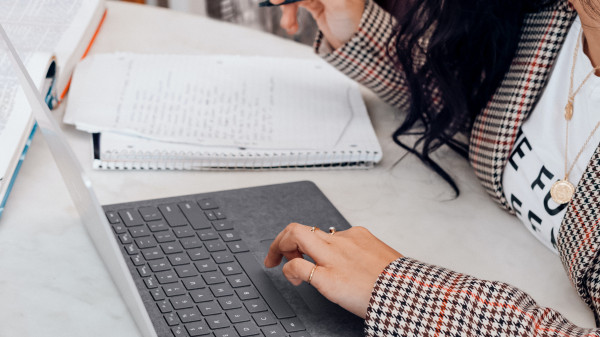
[550,31,600,205]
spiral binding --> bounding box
[93,149,380,170]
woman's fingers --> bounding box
[281,257,316,286]
[280,3,300,34]
[264,223,333,268]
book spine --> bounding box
[93,149,381,170]
[0,124,37,218]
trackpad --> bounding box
[259,239,340,315]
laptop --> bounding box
[0,24,363,337]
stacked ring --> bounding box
[308,265,318,285]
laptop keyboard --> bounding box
[105,198,310,337]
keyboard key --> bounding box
[159,204,189,227]
[212,220,233,231]
[185,320,211,336]
[280,317,305,333]
[235,287,259,300]
[210,284,234,297]
[214,210,227,220]
[182,276,205,290]
[203,272,225,285]
[205,241,226,252]
[206,313,230,330]
[119,233,133,244]
[218,296,242,310]
[179,201,213,230]
[198,198,218,210]
[175,265,198,278]
[164,312,179,326]
[204,211,218,221]
[163,282,186,297]
[180,237,203,249]
[213,327,239,337]
[220,262,243,276]
[198,300,222,316]
[171,325,186,336]
[220,231,240,242]
[144,276,158,289]
[157,300,173,313]
[138,206,162,221]
[262,324,288,337]
[150,288,166,301]
[156,270,179,284]
[168,253,191,266]
[118,209,144,227]
[154,230,176,243]
[131,255,145,266]
[149,259,171,272]
[129,226,150,238]
[178,307,202,323]
[161,241,184,254]
[112,224,127,234]
[244,299,268,313]
[174,226,195,238]
[235,321,260,337]
[105,211,121,224]
[212,252,234,264]
[226,308,251,323]
[142,247,163,260]
[227,275,251,288]
[195,260,218,273]
[198,229,219,241]
[148,220,169,232]
[170,295,194,309]
[252,312,277,326]
[290,332,312,337]
[190,288,214,303]
[236,252,295,319]
[137,265,151,277]
[188,247,210,261]
[135,237,158,249]
[227,242,249,253]
[124,244,139,255]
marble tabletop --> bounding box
[0,2,595,336]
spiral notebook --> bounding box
[64,53,383,170]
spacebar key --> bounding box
[235,252,296,319]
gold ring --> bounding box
[328,227,336,235]
[310,226,319,232]
[308,265,318,285]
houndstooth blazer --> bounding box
[319,0,600,335]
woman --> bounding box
[264,0,600,335]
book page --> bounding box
[0,0,103,189]
[65,54,356,150]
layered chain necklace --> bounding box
[550,30,600,205]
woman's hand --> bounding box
[264,223,402,318]
[268,0,365,49]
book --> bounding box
[63,53,383,170]
[0,0,106,217]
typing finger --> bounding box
[281,257,315,286]
[264,223,331,267]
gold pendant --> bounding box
[550,179,575,204]
[564,101,573,120]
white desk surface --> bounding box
[0,2,595,336]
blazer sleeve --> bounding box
[315,0,410,111]
[365,256,600,336]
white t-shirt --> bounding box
[502,17,600,254]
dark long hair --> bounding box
[374,0,559,195]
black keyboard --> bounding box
[105,198,310,337]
